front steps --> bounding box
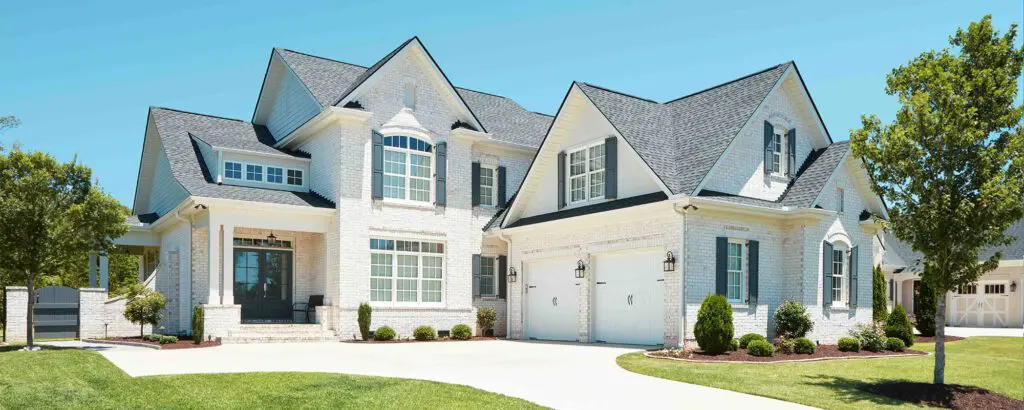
[223,323,338,344]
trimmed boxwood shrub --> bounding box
[144,334,160,342]
[884,304,914,347]
[374,326,396,341]
[358,303,372,341]
[451,324,472,340]
[738,333,766,349]
[729,339,739,351]
[773,300,814,338]
[693,294,734,354]
[747,340,775,357]
[158,335,178,344]
[776,336,795,354]
[886,337,906,352]
[794,337,816,354]
[413,325,437,341]
[837,337,860,352]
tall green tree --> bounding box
[851,16,1024,384]
[872,265,888,323]
[0,145,127,349]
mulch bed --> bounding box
[915,335,966,343]
[108,336,220,350]
[342,336,498,343]
[650,344,927,363]
[860,382,1023,409]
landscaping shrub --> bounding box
[476,308,497,336]
[872,265,888,323]
[144,334,160,342]
[884,304,914,347]
[693,294,734,354]
[886,337,906,352]
[191,305,204,344]
[914,280,937,337]
[358,303,372,341]
[776,336,795,354]
[374,326,395,341]
[849,322,886,352]
[729,339,739,351]
[738,333,766,349]
[451,324,472,340]
[794,337,816,354]
[413,325,437,341]
[837,337,860,352]
[746,340,775,357]
[773,300,814,338]
[158,335,178,344]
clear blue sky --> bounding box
[1,0,1021,207]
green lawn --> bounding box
[0,346,540,409]
[618,337,1022,409]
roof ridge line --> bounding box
[277,48,369,69]
[664,62,790,104]
[151,106,250,124]
[455,87,554,118]
[578,82,659,104]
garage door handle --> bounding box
[552,297,558,306]
[596,282,607,285]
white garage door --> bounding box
[952,282,1010,327]
[593,249,665,345]
[525,258,579,342]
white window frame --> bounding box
[726,239,747,304]
[479,255,498,297]
[266,166,284,184]
[368,238,445,307]
[772,130,784,175]
[836,187,845,214]
[566,140,606,205]
[245,163,263,182]
[286,168,304,187]
[223,161,243,180]
[478,165,497,208]
[831,246,848,306]
[382,136,433,203]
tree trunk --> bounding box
[25,271,34,349]
[934,293,947,384]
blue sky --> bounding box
[1,0,1021,207]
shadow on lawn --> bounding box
[801,374,914,407]
[0,344,75,353]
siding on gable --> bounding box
[193,136,218,181]
[147,148,189,216]
[266,65,321,141]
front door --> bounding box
[234,249,293,321]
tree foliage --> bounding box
[914,279,938,337]
[872,265,888,323]
[123,283,166,337]
[694,294,734,354]
[850,16,1024,383]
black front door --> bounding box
[234,249,293,321]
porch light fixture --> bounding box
[1011,281,1017,293]
[508,267,517,283]
[574,260,586,279]
[267,232,277,241]
[663,251,676,272]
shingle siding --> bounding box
[147,148,188,216]
[265,65,321,140]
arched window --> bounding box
[382,135,433,202]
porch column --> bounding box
[98,252,109,290]
[222,224,235,305]
[88,252,98,287]
[208,219,221,305]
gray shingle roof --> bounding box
[457,88,553,148]
[780,141,849,208]
[275,49,366,107]
[884,218,1024,271]
[328,38,415,107]
[149,107,335,209]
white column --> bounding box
[222,224,235,305]
[137,254,145,282]
[88,252,98,288]
[208,218,221,305]
[99,253,109,290]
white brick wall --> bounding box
[4,287,27,343]
[79,288,153,339]
[202,304,241,341]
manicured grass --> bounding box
[618,337,1022,409]
[0,346,540,409]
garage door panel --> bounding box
[594,250,665,346]
[952,281,1010,328]
[525,258,579,342]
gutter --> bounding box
[496,231,514,339]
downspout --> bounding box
[673,200,698,347]
[497,230,513,339]
[172,208,193,336]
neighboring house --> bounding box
[881,220,1024,328]
[114,37,888,345]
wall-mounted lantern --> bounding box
[663,251,676,272]
[574,260,586,279]
[508,267,517,283]
[267,231,277,241]
[1011,281,1017,293]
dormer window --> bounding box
[772,131,784,174]
[224,161,242,180]
[568,142,605,203]
[383,135,433,202]
[245,164,263,182]
[267,167,284,184]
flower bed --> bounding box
[914,335,965,343]
[104,336,220,350]
[859,382,1022,409]
[648,344,927,363]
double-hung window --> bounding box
[245,164,263,182]
[772,131,784,174]
[369,238,444,304]
[224,161,242,179]
[568,143,605,203]
[479,256,497,297]
[726,240,746,303]
[832,248,846,305]
[479,166,496,207]
[836,187,845,213]
[286,169,303,186]
[382,135,432,202]
[267,167,283,184]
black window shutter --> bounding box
[497,166,507,208]
[786,129,796,177]
[889,278,894,302]
[715,237,728,296]
[849,245,859,308]
[604,136,617,199]
[471,162,481,206]
[498,255,507,299]
[823,241,834,307]
[557,151,566,209]
[435,141,447,206]
[748,240,759,305]
[472,254,482,297]
[371,130,384,199]
[763,121,774,174]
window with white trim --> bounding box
[286,169,303,186]
[832,247,846,305]
[479,166,496,207]
[245,164,263,182]
[267,167,283,184]
[568,142,605,203]
[382,135,432,202]
[836,187,845,213]
[772,130,784,174]
[984,283,1006,294]
[224,161,242,179]
[479,256,497,297]
[956,284,977,294]
[726,240,746,303]
[369,238,444,304]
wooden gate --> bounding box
[34,286,79,339]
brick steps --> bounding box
[224,324,337,344]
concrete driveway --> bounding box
[99,340,806,409]
[944,327,1023,338]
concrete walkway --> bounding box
[99,340,807,409]
[40,340,153,352]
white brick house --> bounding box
[118,37,888,345]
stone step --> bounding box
[234,324,328,334]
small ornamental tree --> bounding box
[476,307,497,336]
[915,280,937,337]
[851,16,1024,383]
[693,294,734,354]
[123,284,166,337]
[872,265,888,323]
[884,304,914,347]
